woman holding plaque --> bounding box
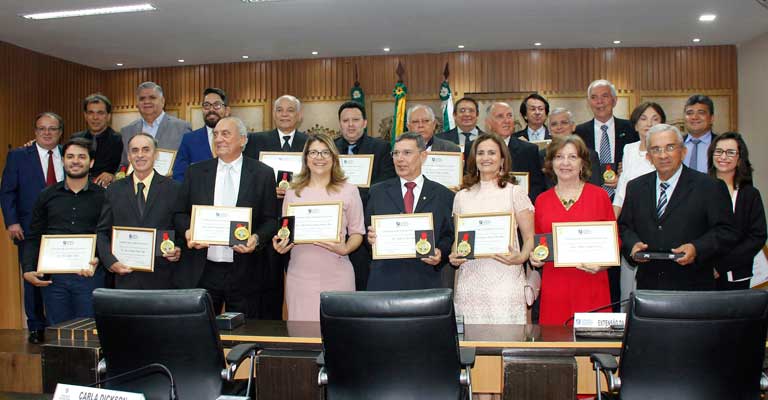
[708,132,766,290]
[272,133,365,321]
[530,136,615,325]
[448,134,535,324]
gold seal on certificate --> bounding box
[457,233,472,257]
[532,236,549,261]
[602,164,616,181]
[415,232,432,255]
[115,166,127,180]
[233,224,250,241]
[160,232,175,255]
[278,171,291,189]
[277,218,291,239]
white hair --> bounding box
[587,79,617,98]
[407,104,436,122]
[549,107,574,124]
[486,101,512,114]
[218,116,249,148]
[645,123,683,148]
[135,81,164,98]
[274,95,301,113]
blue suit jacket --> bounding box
[0,146,59,238]
[172,127,213,182]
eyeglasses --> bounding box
[713,148,738,158]
[202,102,225,110]
[457,107,477,114]
[648,144,680,155]
[391,150,419,158]
[307,150,331,159]
[35,127,61,133]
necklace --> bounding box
[555,182,584,210]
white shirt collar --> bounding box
[36,143,58,158]
[218,154,243,173]
[143,111,166,128]
[277,129,296,138]
[400,174,425,188]
[593,116,615,129]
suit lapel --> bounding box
[583,119,596,149]
[201,160,217,205]
[142,173,163,219]
[383,180,405,213]
[26,146,46,185]
[414,179,437,213]
[507,138,522,170]
[122,176,142,221]
[236,159,253,206]
[155,115,171,143]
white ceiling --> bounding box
[1,0,767,70]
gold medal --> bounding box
[532,236,549,261]
[160,232,175,255]
[233,224,250,241]
[115,166,127,180]
[415,232,431,255]
[456,233,472,257]
[277,218,291,240]
[278,172,290,189]
[602,164,616,182]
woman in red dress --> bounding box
[530,135,616,325]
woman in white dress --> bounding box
[613,102,666,304]
[449,134,535,324]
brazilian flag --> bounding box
[390,82,408,147]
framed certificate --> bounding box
[285,201,343,243]
[422,151,463,189]
[37,234,97,274]
[371,213,434,259]
[510,172,530,194]
[531,139,552,151]
[339,155,374,188]
[111,227,156,271]
[259,151,303,181]
[552,221,620,267]
[127,148,177,176]
[190,205,253,245]
[454,212,516,257]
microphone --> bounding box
[90,362,178,400]
[563,298,631,327]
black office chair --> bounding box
[93,289,259,400]
[591,289,768,400]
[317,288,475,400]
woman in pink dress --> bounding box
[272,133,365,321]
[530,135,615,325]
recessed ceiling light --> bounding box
[457,45,465,49]
[613,40,622,44]
[311,51,318,55]
[241,55,249,59]
[177,59,185,63]
[21,3,156,20]
[116,63,124,67]
[692,38,701,43]
[534,42,542,46]
[699,14,716,22]
[383,47,391,52]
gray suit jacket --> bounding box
[430,137,461,153]
[120,114,192,167]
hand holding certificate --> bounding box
[454,213,516,258]
[190,205,253,246]
[285,202,343,243]
[111,227,156,271]
[552,221,620,269]
[36,234,98,274]
[371,213,434,259]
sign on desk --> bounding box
[53,384,145,400]
[573,313,626,329]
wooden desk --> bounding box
[41,320,621,399]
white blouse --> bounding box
[613,141,656,208]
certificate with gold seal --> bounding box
[454,212,516,258]
[36,234,97,274]
[127,148,177,176]
[190,205,253,246]
[285,201,343,244]
[371,213,434,259]
[259,151,303,181]
[111,226,156,271]
[422,151,463,189]
[552,221,620,268]
[339,154,374,187]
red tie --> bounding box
[46,150,56,186]
[404,182,416,213]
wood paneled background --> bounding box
[0,40,738,328]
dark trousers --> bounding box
[115,261,175,290]
[17,243,46,330]
[42,271,104,325]
[715,276,751,290]
[198,260,248,315]
[608,264,621,312]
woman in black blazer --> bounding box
[708,132,767,290]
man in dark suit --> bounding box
[334,101,396,290]
[72,94,123,187]
[619,124,737,291]
[436,97,484,151]
[173,87,231,182]
[513,93,551,142]
[0,112,64,343]
[544,107,603,188]
[406,104,460,153]
[365,132,455,290]
[175,117,279,318]
[474,102,546,202]
[97,133,183,289]
[574,79,639,199]
[682,94,717,173]
[120,81,192,168]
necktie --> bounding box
[461,132,472,147]
[220,164,235,206]
[348,144,357,155]
[656,182,670,219]
[136,182,146,217]
[281,135,291,152]
[404,182,416,213]
[599,125,615,197]
[45,150,56,186]
[689,139,701,172]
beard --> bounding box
[64,165,89,179]
[204,112,221,128]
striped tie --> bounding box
[599,125,615,198]
[656,182,670,218]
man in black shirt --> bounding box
[22,137,105,325]
[72,94,123,187]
